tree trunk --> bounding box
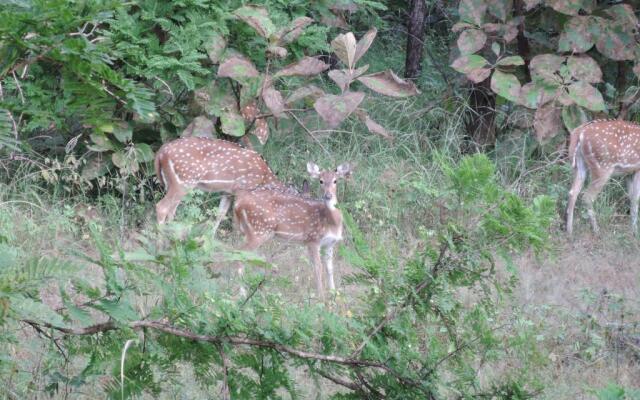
[514,0,531,82]
[465,79,496,149]
[405,0,427,79]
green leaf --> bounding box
[206,31,227,64]
[546,0,595,16]
[490,70,521,103]
[595,22,636,61]
[561,104,590,132]
[486,0,512,22]
[567,81,606,111]
[221,111,245,137]
[459,0,487,25]
[112,122,132,143]
[134,143,154,163]
[89,133,114,152]
[91,299,138,323]
[558,16,596,53]
[497,56,524,66]
[519,81,558,109]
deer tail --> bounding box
[154,149,165,188]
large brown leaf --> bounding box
[546,0,595,16]
[533,102,563,143]
[278,16,313,44]
[558,16,595,53]
[206,32,226,64]
[357,111,393,141]
[181,116,214,138]
[595,23,635,61]
[466,68,492,83]
[331,32,357,69]
[354,28,377,64]
[567,55,602,83]
[275,57,329,77]
[567,81,605,111]
[328,65,369,93]
[357,70,420,97]
[529,54,565,82]
[459,0,487,25]
[457,29,487,55]
[233,5,276,38]
[285,85,325,105]
[262,86,285,118]
[313,91,365,128]
[451,55,489,74]
[486,0,512,22]
[523,0,542,10]
[218,56,259,80]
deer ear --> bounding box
[301,179,310,195]
[307,162,321,178]
[336,163,352,178]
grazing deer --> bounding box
[233,162,353,299]
[566,119,640,236]
[155,136,295,232]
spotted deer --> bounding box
[566,119,640,236]
[154,136,294,232]
[233,162,353,299]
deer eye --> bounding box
[319,180,324,184]
[333,179,337,184]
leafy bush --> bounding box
[2,0,419,184]
[451,0,640,142]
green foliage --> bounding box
[450,0,640,141]
[0,0,397,185]
[0,155,555,398]
[595,383,640,400]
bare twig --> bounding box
[314,368,361,392]
[287,111,331,156]
[12,71,25,104]
[240,277,266,307]
[350,242,449,359]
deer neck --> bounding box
[320,202,343,231]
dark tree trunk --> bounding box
[405,0,427,79]
[514,0,531,82]
[465,79,496,149]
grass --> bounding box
[2,34,640,398]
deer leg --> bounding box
[308,243,325,300]
[582,168,614,234]
[628,171,640,235]
[322,245,336,292]
[566,155,587,236]
[212,195,232,236]
[156,186,187,224]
